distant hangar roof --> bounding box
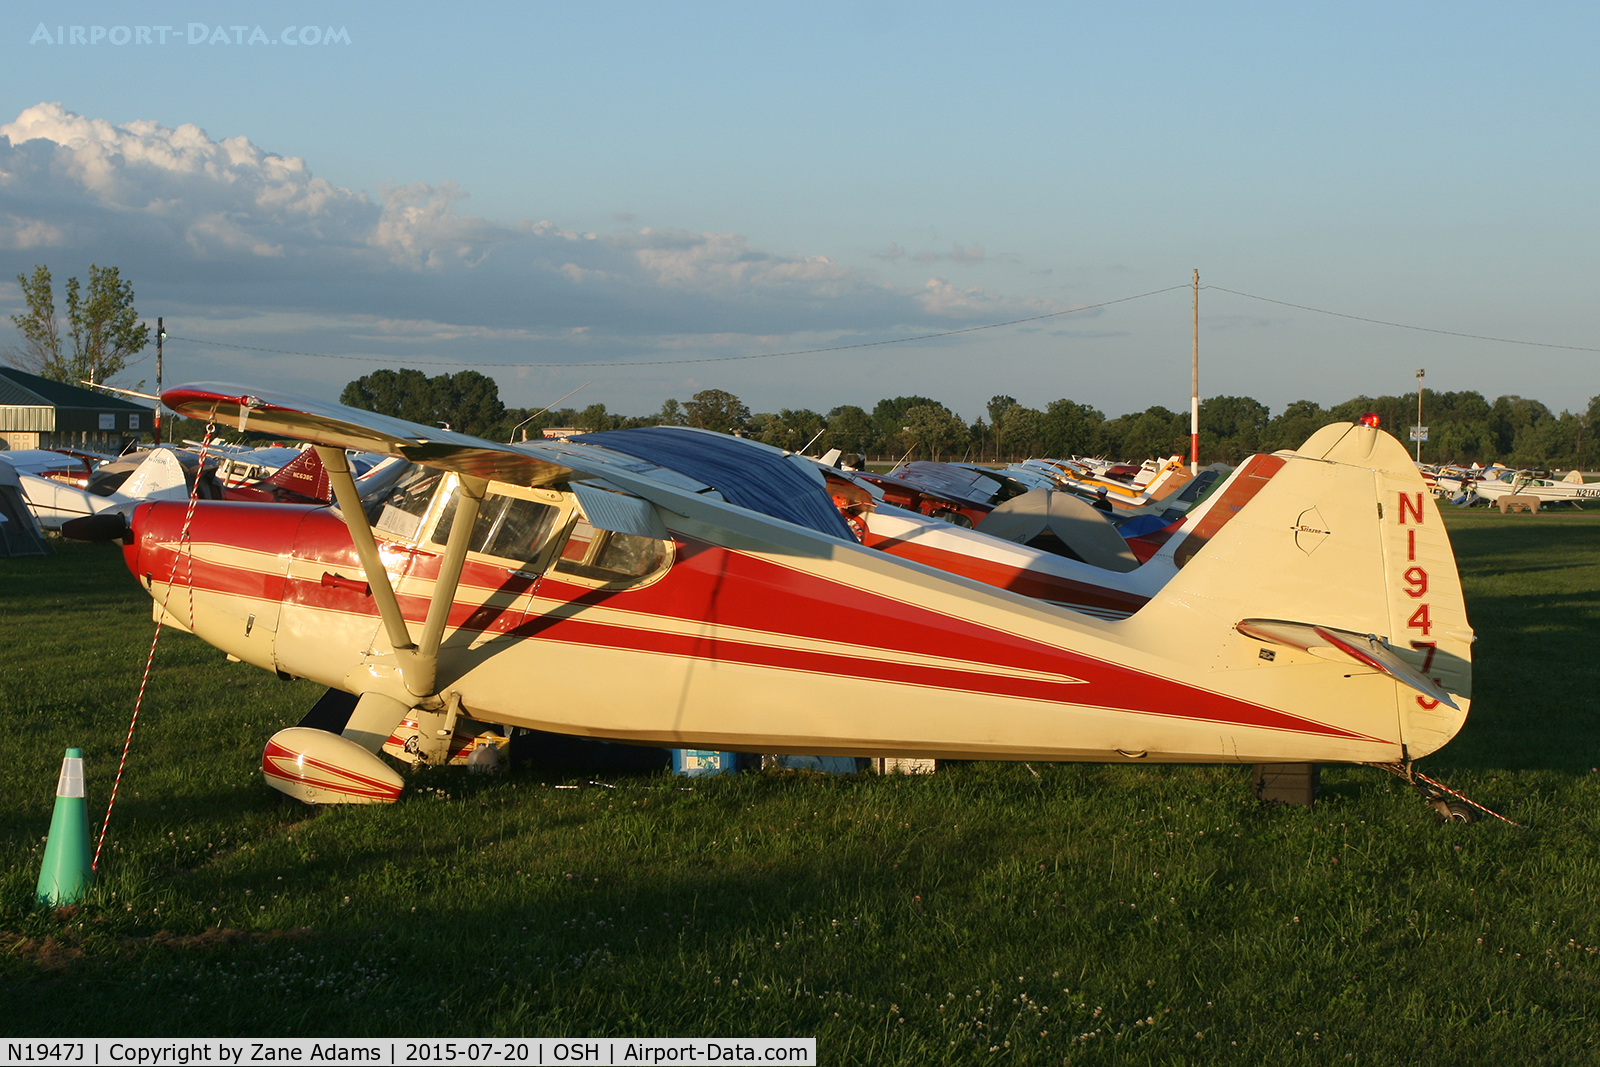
[0,367,152,433]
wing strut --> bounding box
[316,447,416,661]
[414,473,488,691]
[315,447,488,702]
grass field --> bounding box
[2,510,1598,1063]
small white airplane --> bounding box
[1010,455,1200,513]
[72,385,1472,812]
[6,447,196,530]
[1460,467,1595,508]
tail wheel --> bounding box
[1431,798,1476,824]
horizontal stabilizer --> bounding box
[1237,618,1459,710]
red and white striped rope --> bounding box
[1412,769,1523,827]
[1369,761,1522,828]
[93,422,217,872]
[94,606,168,872]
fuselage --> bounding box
[122,439,1464,767]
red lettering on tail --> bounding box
[1404,566,1429,598]
[1398,491,1425,525]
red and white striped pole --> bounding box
[1190,269,1199,474]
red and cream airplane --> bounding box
[74,384,1472,806]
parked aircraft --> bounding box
[1457,467,1595,507]
[12,442,386,529]
[10,447,196,530]
[853,455,1280,616]
[853,460,1033,527]
[74,385,1472,809]
[1013,455,1200,513]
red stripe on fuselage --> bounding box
[146,544,287,603]
[138,501,1375,741]
[132,502,305,601]
[504,611,1368,739]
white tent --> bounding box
[0,459,49,556]
[974,488,1139,573]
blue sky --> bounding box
[2,1,1596,423]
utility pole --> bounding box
[1414,367,1425,463]
[154,317,165,445]
[1191,269,1199,474]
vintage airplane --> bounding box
[1456,466,1595,508]
[853,460,1034,527]
[72,384,1473,807]
[1010,454,1205,515]
[10,446,196,530]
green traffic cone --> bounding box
[36,748,93,907]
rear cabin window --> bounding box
[553,517,670,585]
[431,489,561,564]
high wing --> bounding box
[164,384,580,488]
[163,383,854,539]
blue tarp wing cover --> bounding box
[572,426,854,540]
[1114,514,1173,538]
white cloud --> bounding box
[0,103,1065,405]
[0,214,64,249]
[915,277,1053,316]
[1,103,367,230]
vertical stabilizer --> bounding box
[1125,423,1472,760]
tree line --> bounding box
[338,368,1600,468]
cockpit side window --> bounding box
[373,464,446,540]
[432,489,561,565]
[553,516,671,585]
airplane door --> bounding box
[276,465,443,682]
[423,482,673,638]
[419,482,571,643]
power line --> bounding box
[1205,285,1600,354]
[161,283,1190,369]
[163,280,1597,371]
